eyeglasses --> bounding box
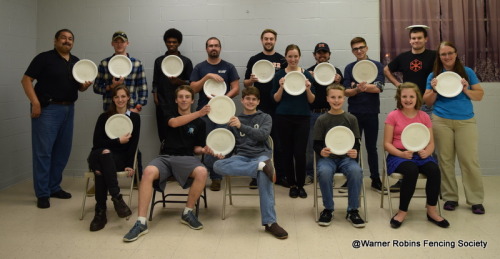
[352,46,366,52]
[440,52,456,57]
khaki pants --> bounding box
[432,115,484,205]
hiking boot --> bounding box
[181,210,203,230]
[346,209,365,228]
[90,208,107,232]
[111,194,132,218]
[123,220,148,242]
[265,223,288,239]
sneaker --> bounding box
[471,204,485,214]
[371,179,386,194]
[123,220,148,242]
[346,209,365,228]
[210,179,221,191]
[37,197,50,209]
[338,182,348,193]
[50,189,72,199]
[389,180,401,193]
[249,178,258,189]
[298,187,307,198]
[111,194,132,218]
[304,175,313,185]
[262,159,276,183]
[90,208,107,232]
[265,223,288,239]
[181,210,203,230]
[289,186,299,198]
[318,209,333,226]
[443,201,458,211]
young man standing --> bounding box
[314,84,365,228]
[343,37,385,193]
[190,37,240,191]
[123,86,216,242]
[213,86,288,239]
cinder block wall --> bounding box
[1,0,498,190]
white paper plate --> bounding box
[72,59,98,83]
[352,60,378,83]
[252,59,275,83]
[325,126,355,155]
[161,55,184,77]
[108,55,133,78]
[206,128,235,156]
[207,95,236,124]
[105,114,133,139]
[203,79,226,98]
[401,123,430,152]
[284,71,306,96]
[313,62,336,86]
[435,71,462,98]
[406,25,430,30]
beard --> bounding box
[264,44,274,52]
[209,51,220,58]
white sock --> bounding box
[183,207,193,215]
[138,216,147,225]
[258,161,266,171]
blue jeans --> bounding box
[317,156,363,211]
[306,112,322,177]
[352,113,379,180]
[31,104,74,198]
[213,155,276,225]
[201,116,223,180]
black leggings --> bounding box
[89,150,127,210]
[395,161,440,212]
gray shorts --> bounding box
[149,155,205,191]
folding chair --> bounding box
[313,149,367,222]
[80,149,139,220]
[221,136,275,220]
[380,151,441,216]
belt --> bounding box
[50,101,74,105]
[311,108,329,113]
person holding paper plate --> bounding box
[343,37,385,193]
[271,44,315,198]
[384,82,448,228]
[87,86,140,231]
[423,41,485,215]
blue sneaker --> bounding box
[181,210,203,230]
[123,220,148,242]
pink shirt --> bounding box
[385,109,432,150]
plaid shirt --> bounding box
[93,54,148,111]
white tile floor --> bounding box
[0,176,498,258]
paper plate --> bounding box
[203,79,226,98]
[325,126,355,155]
[161,55,184,77]
[401,123,430,152]
[108,55,133,78]
[206,128,235,156]
[405,25,430,30]
[105,114,133,139]
[252,59,275,83]
[436,71,462,98]
[313,62,336,86]
[352,60,378,83]
[284,71,306,96]
[207,95,236,124]
[72,59,98,83]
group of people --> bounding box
[21,25,485,242]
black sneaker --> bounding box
[338,182,348,193]
[346,209,365,228]
[371,179,387,194]
[289,186,299,198]
[472,204,485,214]
[298,187,307,198]
[249,178,258,189]
[111,194,132,218]
[90,208,107,232]
[265,223,288,239]
[50,189,72,199]
[37,197,50,209]
[318,209,333,226]
[443,201,458,211]
[390,180,401,193]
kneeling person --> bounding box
[123,85,216,242]
[213,86,288,239]
[314,84,365,228]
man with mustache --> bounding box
[21,29,92,208]
[190,37,240,192]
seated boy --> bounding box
[313,84,365,228]
[213,86,288,239]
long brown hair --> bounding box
[106,85,130,116]
[432,41,469,81]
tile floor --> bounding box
[0,176,498,258]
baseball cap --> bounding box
[112,31,128,41]
[314,42,330,53]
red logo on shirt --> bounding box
[409,59,422,72]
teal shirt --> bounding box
[271,69,315,116]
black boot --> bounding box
[90,208,107,232]
[111,194,132,218]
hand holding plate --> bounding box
[305,79,312,90]
[400,150,413,159]
[208,73,224,82]
[198,104,211,117]
[334,74,341,83]
[461,78,469,90]
[228,116,241,128]
[320,147,332,158]
[358,82,368,92]
[119,132,131,144]
[418,149,430,159]
[431,78,438,89]
[249,74,259,83]
[279,77,285,88]
[346,149,358,159]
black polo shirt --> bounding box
[25,49,81,102]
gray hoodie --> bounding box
[229,110,272,158]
